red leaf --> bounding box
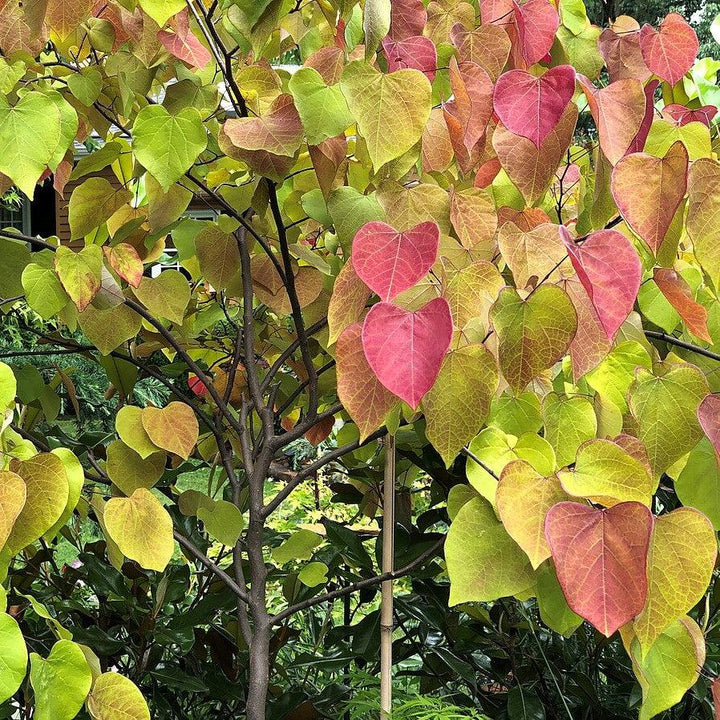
[663,103,718,127]
[512,0,559,68]
[545,501,653,637]
[493,65,576,148]
[304,415,335,446]
[188,374,208,397]
[382,36,437,82]
[561,228,641,341]
[654,268,712,343]
[389,0,427,41]
[157,9,211,70]
[352,221,440,302]
[627,79,659,155]
[639,12,698,86]
[698,394,720,463]
[362,297,453,409]
[474,157,502,188]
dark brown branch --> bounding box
[270,536,445,625]
[644,331,720,363]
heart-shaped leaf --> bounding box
[423,344,498,467]
[362,297,453,409]
[497,223,567,290]
[336,323,399,440]
[611,140,688,255]
[491,286,577,393]
[30,640,92,720]
[0,471,25,551]
[104,488,174,572]
[446,496,534,604]
[54,245,103,312]
[577,76,647,165]
[142,402,198,460]
[663,103,717,127]
[87,673,150,720]
[653,268,712,343]
[340,61,431,169]
[133,270,190,326]
[450,23,511,81]
[389,0,426,40]
[132,105,207,191]
[493,65,576,147]
[512,0,560,67]
[496,460,570,569]
[352,221,440,302]
[288,68,353,145]
[561,228,641,341]
[493,103,578,205]
[104,244,143,288]
[634,508,716,656]
[382,36,437,82]
[558,437,655,506]
[639,13,698,86]
[599,21,651,83]
[545,500,653,637]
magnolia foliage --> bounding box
[0,0,719,717]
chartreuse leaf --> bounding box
[628,363,708,477]
[116,406,161,459]
[0,362,15,410]
[22,255,70,320]
[6,454,69,555]
[676,437,720,528]
[54,245,103,311]
[545,501,653,637]
[634,508,716,656]
[558,438,655,506]
[0,92,62,198]
[340,61,432,169]
[327,187,384,251]
[44,448,84,542]
[133,270,190,325]
[446,497,534,604]
[496,460,570,569]
[78,303,143,356]
[423,344,498,467]
[30,640,93,720]
[104,488,175,572]
[542,393,597,468]
[68,177,132,239]
[137,0,185,26]
[197,500,244,547]
[466,427,556,505]
[288,68,353,145]
[106,440,166,496]
[87,672,150,720]
[195,226,241,293]
[631,616,705,720]
[0,471,25,550]
[490,286,577,393]
[0,612,26,702]
[488,392,542,436]
[272,529,323,565]
[536,561,582,637]
[586,340,652,413]
[141,402,198,460]
[298,562,329,588]
[132,106,207,191]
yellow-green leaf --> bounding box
[87,672,150,720]
[141,402,198,460]
[104,488,174,572]
[133,270,190,325]
[54,245,103,311]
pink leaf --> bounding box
[561,227,641,341]
[362,297,453,409]
[545,501,653,637]
[493,65,576,148]
[627,79,659,155]
[664,103,718,127]
[381,36,437,82]
[639,12,698,86]
[698,394,720,463]
[157,9,211,69]
[512,0,559,67]
[389,0,427,41]
[352,221,440,302]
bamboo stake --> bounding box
[380,434,396,719]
